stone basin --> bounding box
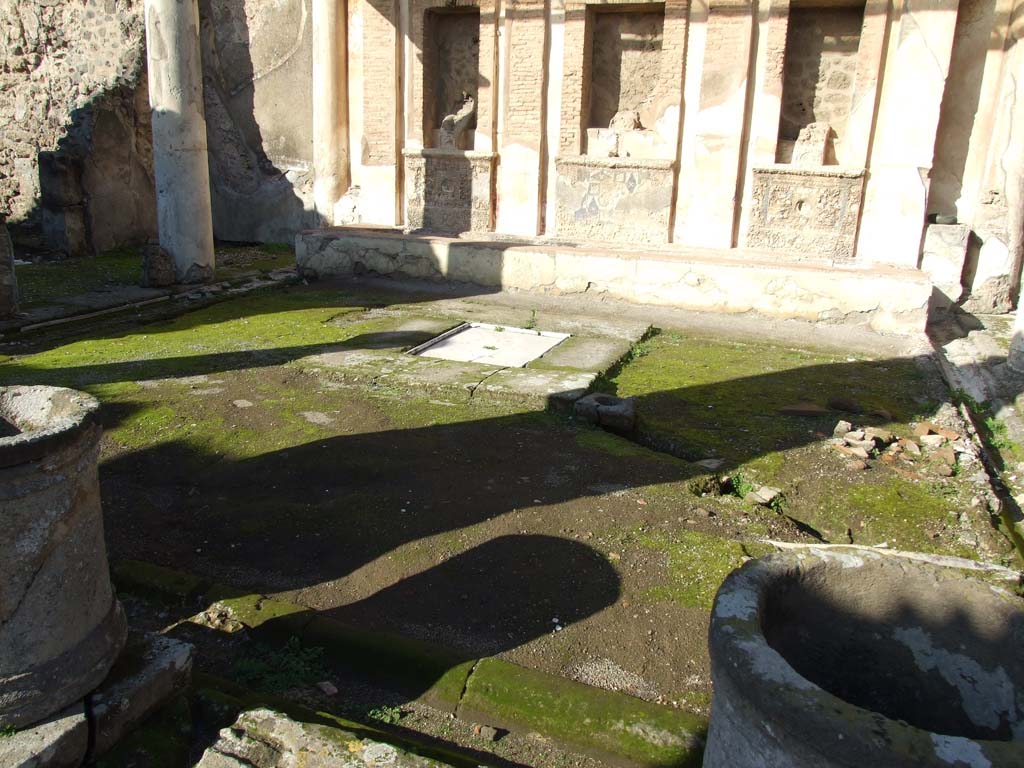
[704,548,1024,767]
[0,385,126,729]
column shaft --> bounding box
[144,0,215,283]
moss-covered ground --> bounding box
[1,276,1016,766]
[13,243,294,309]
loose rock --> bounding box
[745,486,782,506]
[574,393,637,432]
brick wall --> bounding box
[504,0,547,148]
[558,0,687,156]
[362,0,399,165]
[409,0,497,148]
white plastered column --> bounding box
[144,0,215,283]
[998,6,1024,370]
[313,0,351,224]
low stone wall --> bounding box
[747,166,865,260]
[404,149,495,234]
[554,156,674,245]
[296,228,932,334]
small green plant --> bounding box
[366,705,403,725]
[729,472,756,499]
[985,415,1012,451]
[231,637,327,693]
[525,310,538,330]
[1,724,16,739]
[768,493,786,513]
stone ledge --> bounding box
[296,228,932,335]
[555,154,676,171]
[88,633,194,757]
[403,148,497,161]
[752,164,866,179]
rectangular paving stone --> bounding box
[0,702,87,768]
[88,633,194,757]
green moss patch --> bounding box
[303,616,476,712]
[112,559,212,604]
[598,331,933,465]
[636,530,772,609]
[16,249,143,308]
[460,658,705,768]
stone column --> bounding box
[0,219,18,317]
[999,11,1024,370]
[313,0,350,223]
[144,0,215,283]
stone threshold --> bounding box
[296,228,932,335]
[111,559,707,768]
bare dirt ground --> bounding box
[1,273,1017,766]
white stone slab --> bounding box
[410,323,569,367]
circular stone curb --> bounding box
[0,385,100,468]
[704,548,1024,767]
[0,385,126,729]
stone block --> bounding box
[404,149,495,234]
[617,129,670,160]
[554,156,674,244]
[195,708,457,767]
[746,165,865,260]
[140,242,177,288]
[920,223,969,306]
[88,633,194,757]
[0,703,88,768]
[585,128,618,157]
[962,234,1014,313]
[792,122,831,167]
[573,393,637,432]
[296,228,932,334]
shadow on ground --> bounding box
[2,289,1019,766]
